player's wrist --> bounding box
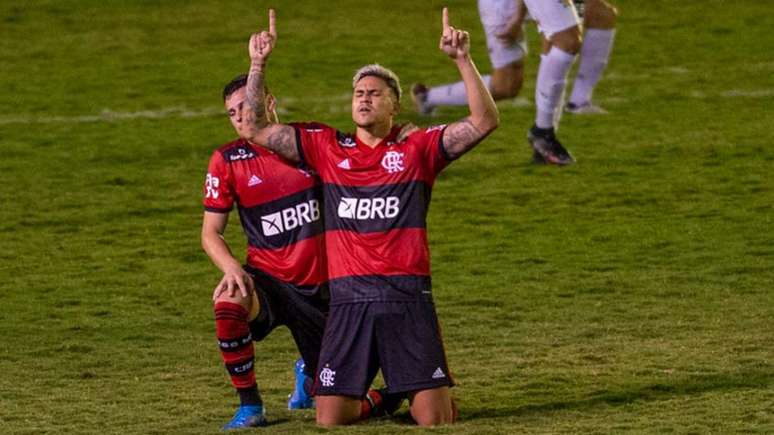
[454,53,472,65]
[221,260,244,275]
[249,60,267,72]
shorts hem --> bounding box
[314,389,366,398]
[385,379,454,395]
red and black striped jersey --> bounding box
[292,122,451,303]
[203,138,327,292]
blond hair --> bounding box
[352,64,402,102]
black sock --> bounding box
[237,386,262,406]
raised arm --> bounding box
[243,9,300,163]
[438,7,499,160]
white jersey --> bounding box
[478,0,528,68]
[523,0,580,38]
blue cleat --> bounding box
[287,358,315,409]
[221,404,267,431]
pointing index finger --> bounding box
[442,7,449,31]
[268,8,276,37]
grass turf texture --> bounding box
[1,0,773,433]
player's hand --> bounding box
[438,7,470,60]
[397,123,420,142]
[212,266,255,301]
[249,9,277,65]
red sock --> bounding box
[360,389,383,419]
[214,302,256,389]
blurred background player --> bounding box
[202,74,327,429]
[242,8,496,427]
[413,0,617,165]
[520,0,581,165]
[566,0,618,114]
[412,0,527,115]
[415,0,578,165]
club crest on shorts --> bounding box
[319,364,336,387]
[381,151,405,173]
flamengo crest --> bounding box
[381,151,405,173]
[319,365,336,387]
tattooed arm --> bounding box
[438,8,499,160]
[242,66,299,163]
[242,9,301,163]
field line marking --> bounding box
[1,87,770,125]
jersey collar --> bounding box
[354,125,401,150]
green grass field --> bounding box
[1,0,773,433]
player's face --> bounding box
[352,76,398,129]
[225,87,254,139]
[225,87,278,139]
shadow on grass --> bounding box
[463,369,774,420]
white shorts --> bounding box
[523,0,580,39]
[478,0,527,69]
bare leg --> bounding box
[490,60,525,100]
[408,386,455,427]
[315,395,362,427]
[568,0,618,110]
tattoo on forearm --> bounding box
[266,125,299,161]
[444,117,484,159]
[245,65,267,126]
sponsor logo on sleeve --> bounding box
[229,147,256,161]
[205,173,220,199]
[336,131,356,148]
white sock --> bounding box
[426,75,492,107]
[535,47,576,129]
[569,29,615,106]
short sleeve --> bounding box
[203,151,235,213]
[290,122,335,173]
[413,124,452,177]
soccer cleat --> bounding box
[365,388,406,417]
[411,83,435,115]
[532,149,548,165]
[287,358,315,410]
[527,125,575,166]
[221,404,267,431]
[565,101,608,115]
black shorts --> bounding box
[313,296,453,397]
[245,266,329,379]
